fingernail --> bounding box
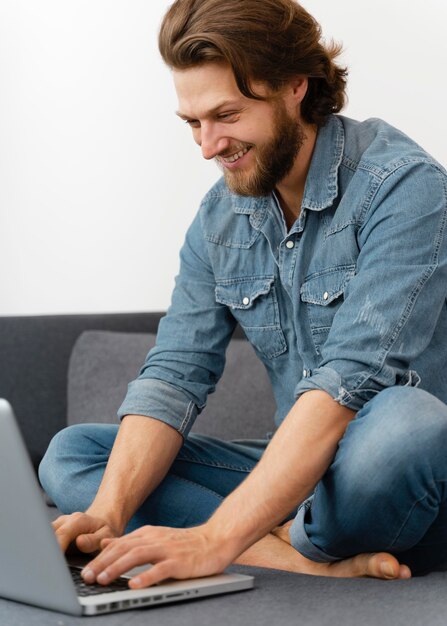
[380,561,395,577]
[82,568,95,583]
[130,577,142,588]
[97,571,110,584]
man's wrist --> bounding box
[85,502,127,536]
[203,519,250,564]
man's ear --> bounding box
[289,76,309,105]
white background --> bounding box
[1,0,446,316]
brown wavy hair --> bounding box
[159,0,348,127]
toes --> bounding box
[398,564,412,579]
[328,552,379,578]
[364,553,406,579]
[326,552,409,580]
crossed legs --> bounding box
[39,386,447,578]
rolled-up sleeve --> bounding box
[118,205,236,437]
[295,160,447,411]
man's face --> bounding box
[173,63,305,196]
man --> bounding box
[39,0,447,588]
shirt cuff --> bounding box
[294,366,360,407]
[294,365,421,412]
[117,378,198,437]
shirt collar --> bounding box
[230,114,344,222]
[301,114,344,211]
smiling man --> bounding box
[174,62,315,226]
[40,0,447,588]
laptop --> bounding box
[0,399,254,616]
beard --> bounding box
[219,100,306,197]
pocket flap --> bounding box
[300,266,355,306]
[216,277,274,309]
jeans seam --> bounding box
[175,454,254,473]
[388,479,447,550]
[81,429,117,453]
[170,473,225,501]
[179,401,195,434]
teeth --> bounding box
[222,147,250,163]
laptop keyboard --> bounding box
[70,566,131,596]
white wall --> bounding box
[1,0,446,316]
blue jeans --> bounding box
[39,387,447,575]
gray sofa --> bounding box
[1,312,446,626]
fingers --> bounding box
[53,513,93,552]
[99,537,114,548]
[75,525,116,553]
[51,514,72,532]
[82,538,165,584]
[82,525,227,589]
[51,512,114,553]
[129,561,174,589]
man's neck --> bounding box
[275,123,318,230]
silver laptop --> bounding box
[0,399,254,616]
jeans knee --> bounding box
[38,423,117,510]
[373,385,447,418]
[314,387,447,507]
[38,424,83,496]
[297,388,447,559]
[360,386,447,463]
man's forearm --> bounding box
[87,414,183,534]
[206,390,356,558]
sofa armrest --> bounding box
[0,312,163,468]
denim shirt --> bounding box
[118,114,447,437]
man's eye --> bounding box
[217,112,238,121]
[185,120,200,128]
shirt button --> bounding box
[303,369,308,378]
[242,297,250,306]
[286,240,295,249]
[323,291,329,301]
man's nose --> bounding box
[199,124,230,160]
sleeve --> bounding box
[117,205,237,437]
[295,160,447,411]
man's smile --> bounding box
[218,145,252,167]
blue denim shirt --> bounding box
[118,115,447,437]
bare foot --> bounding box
[234,521,411,580]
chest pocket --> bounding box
[300,265,356,355]
[215,277,287,359]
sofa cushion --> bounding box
[67,331,276,440]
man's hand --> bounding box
[51,416,184,556]
[52,512,121,554]
[81,524,232,588]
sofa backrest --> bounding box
[67,330,277,440]
[0,312,161,469]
